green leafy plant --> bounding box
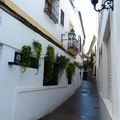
[66,62,76,84]
[59,55,70,73]
[73,61,80,68]
[83,52,95,71]
[20,45,32,70]
[53,55,69,81]
[43,45,55,85]
[20,41,42,72]
[33,40,42,60]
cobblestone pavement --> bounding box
[38,80,101,120]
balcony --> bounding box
[67,39,80,56]
[61,29,81,57]
[44,0,59,24]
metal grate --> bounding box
[68,39,80,52]
[44,0,59,24]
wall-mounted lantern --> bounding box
[61,29,76,42]
[61,29,82,56]
[91,0,113,12]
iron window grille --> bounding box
[44,0,59,24]
[60,9,64,26]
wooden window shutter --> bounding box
[47,0,52,15]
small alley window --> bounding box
[60,9,64,26]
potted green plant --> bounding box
[59,55,70,73]
[31,40,42,71]
[33,40,42,60]
[66,62,76,84]
[73,61,80,68]
[8,40,42,72]
[53,55,70,82]
[20,45,32,72]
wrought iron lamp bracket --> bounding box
[93,0,113,12]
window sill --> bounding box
[16,85,67,93]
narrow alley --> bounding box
[1,0,118,120]
[39,81,101,120]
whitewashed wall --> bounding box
[11,0,84,46]
[97,0,120,120]
[97,10,113,120]
[0,6,82,120]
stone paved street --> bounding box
[38,80,101,120]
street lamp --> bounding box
[91,0,113,12]
[68,29,76,40]
[61,29,76,42]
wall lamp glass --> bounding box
[91,0,113,12]
[61,29,76,42]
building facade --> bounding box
[96,0,120,120]
[0,0,85,120]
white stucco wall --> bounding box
[0,5,82,120]
[111,0,120,119]
[11,0,84,43]
[97,10,113,120]
[97,0,120,120]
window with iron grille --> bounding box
[60,9,64,26]
[44,0,59,24]
[78,36,81,52]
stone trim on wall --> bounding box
[1,0,62,45]
[0,1,76,57]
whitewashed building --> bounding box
[0,0,85,120]
[96,0,120,120]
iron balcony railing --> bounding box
[44,1,59,24]
[68,39,80,52]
